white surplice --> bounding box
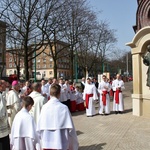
[112,79,125,111]
[59,84,68,102]
[6,89,21,127]
[98,81,111,114]
[29,91,47,124]
[83,83,98,116]
[41,84,49,100]
[37,97,79,150]
[63,83,71,100]
[10,108,41,150]
[75,91,84,104]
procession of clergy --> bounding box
[0,73,125,150]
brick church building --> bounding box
[133,0,150,32]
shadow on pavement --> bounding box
[71,110,86,116]
[76,130,84,136]
[123,108,132,114]
[109,108,132,115]
[79,143,106,150]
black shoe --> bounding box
[87,115,93,117]
[115,111,118,114]
[119,111,122,114]
[104,114,109,116]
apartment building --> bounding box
[6,40,71,80]
[33,40,71,80]
[6,49,25,76]
[0,20,6,77]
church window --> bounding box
[148,9,150,19]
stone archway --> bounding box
[126,26,150,117]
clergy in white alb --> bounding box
[112,74,125,114]
[6,80,21,127]
[98,75,111,115]
[29,82,47,124]
[10,96,41,150]
[83,78,98,117]
[0,80,11,150]
[37,84,79,150]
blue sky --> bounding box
[88,0,138,51]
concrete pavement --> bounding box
[72,81,150,150]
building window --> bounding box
[37,65,40,68]
[50,58,53,62]
[9,70,12,74]
[9,58,12,62]
[49,71,52,75]
[37,59,40,62]
[9,53,13,56]
[43,59,46,62]
[9,63,12,68]
[43,52,46,56]
[50,64,53,68]
[148,9,150,19]
[43,64,46,68]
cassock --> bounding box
[83,83,98,116]
[29,91,47,124]
[112,79,125,112]
[37,97,79,150]
[6,89,21,127]
[98,81,111,114]
[10,108,41,150]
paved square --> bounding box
[72,82,150,150]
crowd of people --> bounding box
[0,73,125,150]
[0,78,81,150]
[81,74,125,117]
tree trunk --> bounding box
[24,47,29,80]
[53,59,57,78]
[70,45,74,82]
[0,66,4,78]
[16,66,20,80]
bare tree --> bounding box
[60,0,94,81]
[0,0,51,80]
[37,0,71,78]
